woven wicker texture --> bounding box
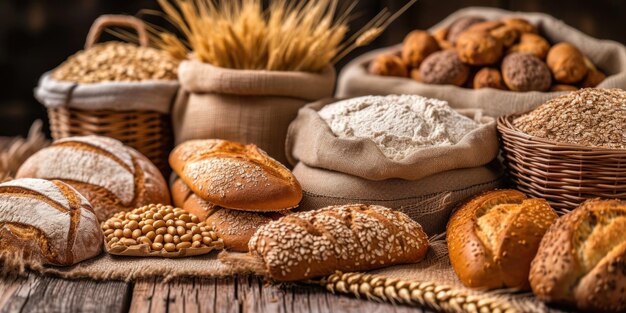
[498,115,626,213]
[48,107,172,175]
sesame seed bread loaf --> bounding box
[169,140,302,212]
[248,204,429,281]
[0,178,102,266]
[447,190,557,290]
[530,199,626,312]
[16,135,170,221]
[171,178,286,252]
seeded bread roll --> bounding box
[502,53,552,91]
[419,50,469,86]
[447,190,557,289]
[0,178,102,266]
[530,199,626,313]
[169,139,302,212]
[248,204,429,281]
[16,136,170,221]
[171,178,285,252]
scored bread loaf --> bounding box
[171,178,285,252]
[447,189,557,289]
[248,204,429,281]
[0,178,102,266]
[170,140,301,212]
[530,199,626,313]
[16,135,170,221]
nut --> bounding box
[102,204,222,254]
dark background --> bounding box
[1,0,625,137]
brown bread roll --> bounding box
[171,178,285,252]
[170,139,302,212]
[447,190,557,289]
[401,30,440,68]
[547,42,588,84]
[0,178,102,265]
[248,204,429,281]
[368,54,408,77]
[446,16,485,44]
[502,53,552,91]
[455,31,503,65]
[419,50,469,86]
[530,199,626,313]
[16,136,170,221]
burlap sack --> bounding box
[35,73,179,114]
[286,98,499,181]
[172,61,336,165]
[337,7,626,116]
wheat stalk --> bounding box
[313,271,519,313]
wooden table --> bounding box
[0,274,431,313]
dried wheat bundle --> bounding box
[314,271,519,313]
[0,120,49,182]
[145,0,415,72]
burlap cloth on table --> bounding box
[336,7,626,117]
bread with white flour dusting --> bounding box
[0,178,102,265]
[248,204,429,281]
[16,135,170,221]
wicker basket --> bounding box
[41,15,175,175]
[497,115,626,213]
[48,107,172,174]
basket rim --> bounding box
[497,114,626,153]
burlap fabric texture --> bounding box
[172,61,336,166]
[336,7,626,117]
[285,99,504,235]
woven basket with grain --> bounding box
[497,115,626,214]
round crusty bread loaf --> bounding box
[169,139,301,212]
[248,204,429,281]
[0,178,102,266]
[447,189,557,290]
[530,199,626,313]
[16,135,170,222]
[171,178,285,252]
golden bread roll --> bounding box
[16,135,170,221]
[501,17,537,34]
[368,54,408,77]
[171,178,284,252]
[249,204,429,281]
[401,30,440,68]
[530,199,626,313]
[546,42,588,84]
[473,67,507,90]
[508,33,551,60]
[455,31,504,65]
[0,178,102,265]
[170,139,302,212]
[447,190,557,289]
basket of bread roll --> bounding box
[337,7,626,116]
[498,88,626,213]
[35,15,180,175]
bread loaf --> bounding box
[0,178,102,265]
[16,135,170,221]
[169,140,301,212]
[530,199,626,313]
[248,204,429,281]
[171,178,285,252]
[447,190,557,289]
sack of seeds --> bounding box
[337,7,626,116]
[34,15,180,173]
[286,96,505,234]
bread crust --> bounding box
[249,204,429,281]
[16,136,170,221]
[0,178,102,266]
[530,199,626,312]
[169,140,302,212]
[447,189,557,289]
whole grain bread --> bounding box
[169,139,301,212]
[16,135,170,221]
[248,204,429,281]
[530,199,626,312]
[0,178,102,266]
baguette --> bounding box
[16,135,170,221]
[0,178,102,265]
[248,204,429,281]
[169,139,301,212]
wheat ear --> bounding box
[313,271,519,313]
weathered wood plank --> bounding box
[131,275,433,313]
[0,274,131,313]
